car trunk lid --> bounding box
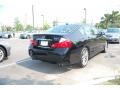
[31,33,73,50]
[32,34,63,49]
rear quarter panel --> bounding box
[63,30,89,64]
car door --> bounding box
[96,29,107,52]
[84,26,98,57]
[91,27,106,53]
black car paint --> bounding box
[28,24,106,65]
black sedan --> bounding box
[28,24,107,67]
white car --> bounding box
[19,30,40,39]
[1,32,12,39]
[0,40,11,62]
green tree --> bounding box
[25,25,33,31]
[1,25,6,32]
[42,22,51,30]
[96,11,120,29]
[1,25,12,32]
[14,17,24,31]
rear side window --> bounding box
[78,27,85,35]
[83,26,91,36]
[83,26,98,37]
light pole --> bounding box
[32,5,35,29]
[84,8,86,24]
[41,14,44,30]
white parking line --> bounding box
[0,63,16,68]
[16,58,32,63]
[0,59,31,69]
[76,76,116,85]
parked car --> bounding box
[0,39,11,62]
[0,32,12,39]
[106,28,120,43]
[28,24,107,67]
[0,32,4,38]
[2,32,12,38]
[20,30,39,39]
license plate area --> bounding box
[39,40,48,46]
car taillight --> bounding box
[51,38,73,48]
[30,39,37,46]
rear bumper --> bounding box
[29,48,70,63]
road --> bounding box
[0,38,120,85]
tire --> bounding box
[79,47,89,68]
[8,35,11,38]
[0,47,6,62]
[102,42,108,53]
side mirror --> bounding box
[101,32,105,35]
[97,32,105,36]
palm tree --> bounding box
[100,14,111,29]
[96,11,120,29]
[111,11,119,24]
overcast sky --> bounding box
[0,0,120,27]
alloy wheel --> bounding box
[0,48,4,62]
[81,47,89,66]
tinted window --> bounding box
[90,27,98,35]
[47,24,81,34]
[78,27,85,35]
[83,25,91,35]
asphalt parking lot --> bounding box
[0,38,120,85]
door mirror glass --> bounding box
[97,31,105,36]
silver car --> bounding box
[0,40,11,62]
[106,28,120,43]
[20,30,39,39]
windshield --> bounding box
[107,28,120,33]
[46,24,81,34]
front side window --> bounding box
[90,27,98,35]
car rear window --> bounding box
[107,28,120,33]
[46,24,81,34]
